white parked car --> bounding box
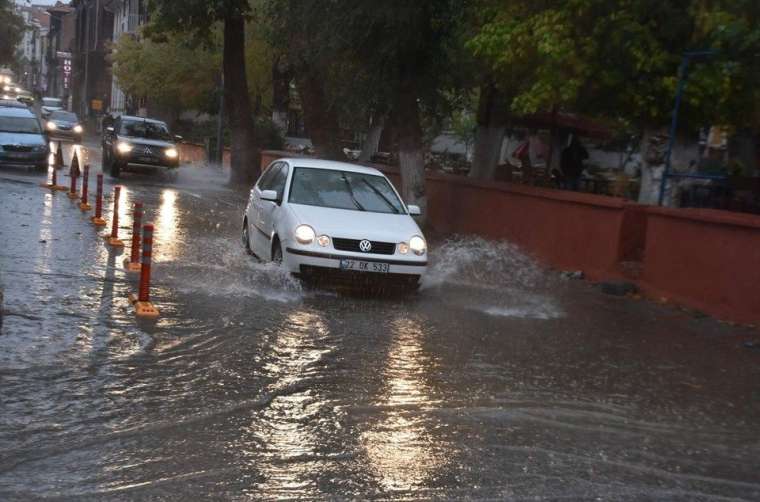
[242,159,428,290]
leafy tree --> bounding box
[111,31,221,122]
[0,0,24,68]
[468,0,760,201]
[147,0,261,184]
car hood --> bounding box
[0,131,46,146]
[41,106,62,112]
[118,135,175,148]
[288,203,423,242]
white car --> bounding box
[242,158,428,290]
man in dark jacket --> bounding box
[560,134,589,191]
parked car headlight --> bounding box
[73,125,83,133]
[294,225,316,244]
[409,235,426,255]
[398,242,410,254]
[117,141,133,154]
[32,144,47,152]
[2,85,9,92]
[46,121,57,130]
[165,147,178,159]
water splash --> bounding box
[422,236,550,290]
[423,237,563,319]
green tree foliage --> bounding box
[147,0,260,183]
[111,31,221,119]
[468,0,760,129]
[0,0,24,67]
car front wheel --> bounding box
[271,239,283,264]
[242,221,253,255]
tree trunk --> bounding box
[223,13,259,185]
[637,127,667,204]
[358,115,385,162]
[271,57,290,134]
[470,82,508,180]
[295,69,343,160]
[395,81,427,224]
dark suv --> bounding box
[102,115,181,177]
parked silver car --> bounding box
[0,107,50,171]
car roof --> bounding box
[0,106,37,117]
[118,115,167,125]
[0,100,27,108]
[281,158,385,176]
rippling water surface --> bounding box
[1,160,759,500]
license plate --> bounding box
[340,259,389,273]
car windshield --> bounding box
[120,119,172,140]
[289,167,406,214]
[50,111,77,122]
[42,98,62,107]
[0,116,41,134]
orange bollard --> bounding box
[124,202,143,272]
[90,173,107,226]
[128,224,159,318]
[41,163,66,191]
[67,164,79,199]
[79,164,92,211]
[105,186,125,247]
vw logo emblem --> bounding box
[144,147,152,155]
[359,239,372,253]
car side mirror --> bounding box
[407,204,422,216]
[106,126,114,133]
[174,135,183,142]
[260,189,279,202]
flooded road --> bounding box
[1,146,760,500]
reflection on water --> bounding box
[235,310,333,497]
[154,190,180,262]
[363,318,446,492]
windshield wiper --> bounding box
[361,179,399,213]
[341,174,366,211]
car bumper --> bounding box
[0,152,48,167]
[285,247,427,276]
[49,130,82,142]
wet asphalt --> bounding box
[1,141,759,500]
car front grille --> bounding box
[3,145,33,152]
[332,237,396,255]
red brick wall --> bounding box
[641,207,760,324]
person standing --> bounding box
[560,134,589,191]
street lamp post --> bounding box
[658,50,718,206]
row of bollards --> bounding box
[41,149,160,319]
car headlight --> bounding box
[46,121,57,130]
[165,147,178,159]
[409,235,426,255]
[73,125,83,133]
[294,225,316,244]
[2,86,9,92]
[117,142,133,154]
[317,235,330,247]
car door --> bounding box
[250,162,283,257]
[258,162,289,259]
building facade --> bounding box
[107,0,147,114]
[71,0,114,121]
